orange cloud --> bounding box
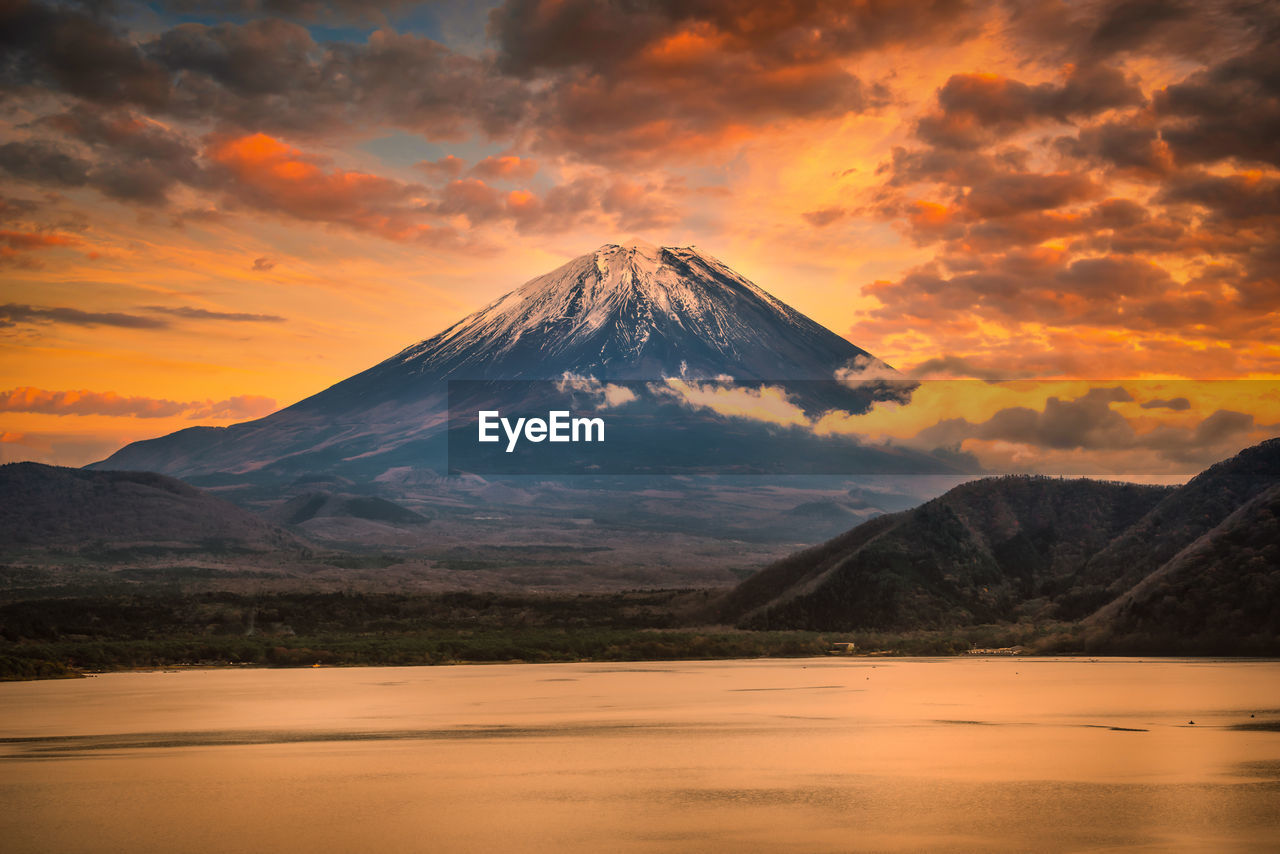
[916,66,1143,150]
[802,206,847,227]
[471,155,539,182]
[0,230,79,249]
[0,228,80,266]
[416,155,466,182]
[639,25,726,67]
[906,200,956,239]
[0,387,277,419]
[207,133,438,242]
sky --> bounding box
[1,0,1278,471]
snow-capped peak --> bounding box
[94,241,889,478]
[593,239,667,279]
[386,241,877,383]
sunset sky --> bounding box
[2,0,1278,470]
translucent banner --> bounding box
[446,378,1278,476]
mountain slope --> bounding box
[376,240,876,384]
[721,476,1171,630]
[1062,437,1280,617]
[720,438,1280,640]
[261,491,432,546]
[264,493,430,527]
[93,241,887,482]
[0,462,302,553]
[1086,482,1280,652]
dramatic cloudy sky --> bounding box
[1,0,1277,468]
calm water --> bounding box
[2,658,1278,852]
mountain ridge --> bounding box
[0,462,303,553]
[721,475,1173,630]
[718,438,1280,649]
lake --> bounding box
[2,658,1278,852]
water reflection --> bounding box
[1,658,1278,852]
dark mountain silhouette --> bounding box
[0,462,302,553]
[720,438,1280,647]
[260,491,431,546]
[1086,482,1280,652]
[265,492,430,527]
[721,476,1171,630]
[1059,438,1280,617]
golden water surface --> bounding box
[2,658,1278,852]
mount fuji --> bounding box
[95,241,919,484]
[380,239,878,382]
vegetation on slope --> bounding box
[725,476,1171,631]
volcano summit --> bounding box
[95,241,906,484]
[386,239,880,382]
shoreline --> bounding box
[10,650,1280,684]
